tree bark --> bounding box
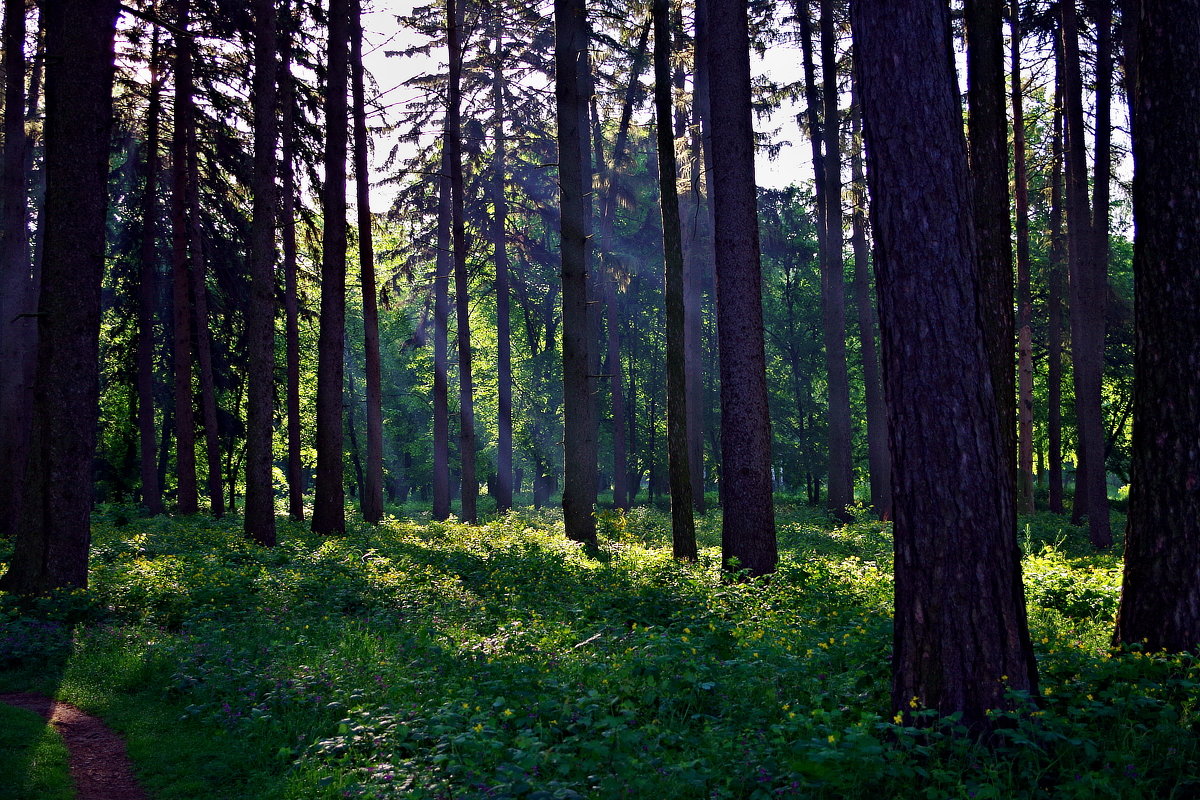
[653,0,696,560]
[1010,0,1034,514]
[352,0,384,524]
[432,150,451,521]
[851,0,1037,729]
[245,0,278,545]
[1060,0,1111,547]
[492,17,513,513]
[313,0,351,536]
[1114,0,1200,652]
[1047,76,1065,514]
[708,0,776,576]
[0,0,120,593]
[556,0,598,546]
[280,7,304,521]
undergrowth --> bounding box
[1,504,1196,799]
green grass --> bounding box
[0,702,72,800]
[1,503,1198,799]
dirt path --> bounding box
[0,692,148,800]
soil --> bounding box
[0,692,148,800]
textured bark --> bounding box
[1047,87,1065,515]
[851,0,1037,728]
[1115,0,1200,652]
[556,0,597,546]
[1060,0,1111,547]
[352,0,383,524]
[708,0,776,576]
[0,0,119,593]
[653,0,696,560]
[849,98,891,520]
[244,0,278,545]
[280,13,304,521]
[0,0,35,541]
[818,0,854,519]
[136,30,164,516]
[492,20,513,513]
[169,0,199,515]
[1010,0,1034,514]
[447,0,477,523]
[313,0,350,536]
[965,0,1015,522]
[432,153,451,521]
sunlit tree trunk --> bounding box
[1047,74,1065,514]
[432,150,451,521]
[491,16,513,513]
[1010,0,1034,514]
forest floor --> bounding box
[0,501,1196,799]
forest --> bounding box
[1,0,1198,797]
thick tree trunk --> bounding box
[851,0,1037,729]
[556,0,598,546]
[849,98,891,520]
[491,21,513,513]
[653,0,696,560]
[135,30,164,516]
[965,0,1015,522]
[1060,0,1111,547]
[1115,0,1200,652]
[1010,0,1034,514]
[1047,79,1065,514]
[432,153,451,521]
[170,1,199,515]
[818,0,854,519]
[708,0,776,576]
[244,0,278,545]
[447,0,477,523]
[352,0,383,524]
[280,13,304,521]
[313,0,351,536]
[0,0,119,593]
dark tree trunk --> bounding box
[1060,0,1111,547]
[244,0,278,545]
[818,0,854,519]
[693,0,719,507]
[708,0,776,576]
[851,0,1037,729]
[0,0,35,540]
[352,0,383,524]
[135,28,164,516]
[1047,79,1065,514]
[280,11,304,521]
[1010,0,1034,514]
[492,18,513,513]
[447,0,477,523]
[170,0,199,515]
[965,0,1015,523]
[849,97,891,520]
[0,0,120,593]
[313,0,350,536]
[556,0,598,546]
[432,152,451,521]
[1115,0,1200,652]
[653,0,697,560]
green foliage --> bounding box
[1,507,1196,799]
[0,704,73,800]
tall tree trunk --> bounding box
[432,152,451,521]
[136,27,164,516]
[708,0,776,576]
[313,0,350,536]
[1047,81,1065,514]
[245,0,278,545]
[965,0,1015,522]
[280,8,304,521]
[818,0,854,519]
[556,0,598,546]
[351,0,383,524]
[1060,0,1111,547]
[170,0,199,515]
[849,96,891,520]
[1010,0,1034,514]
[653,0,697,560]
[0,0,120,593]
[446,0,477,523]
[1115,0,1200,652]
[852,0,1037,729]
[491,17,513,513]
